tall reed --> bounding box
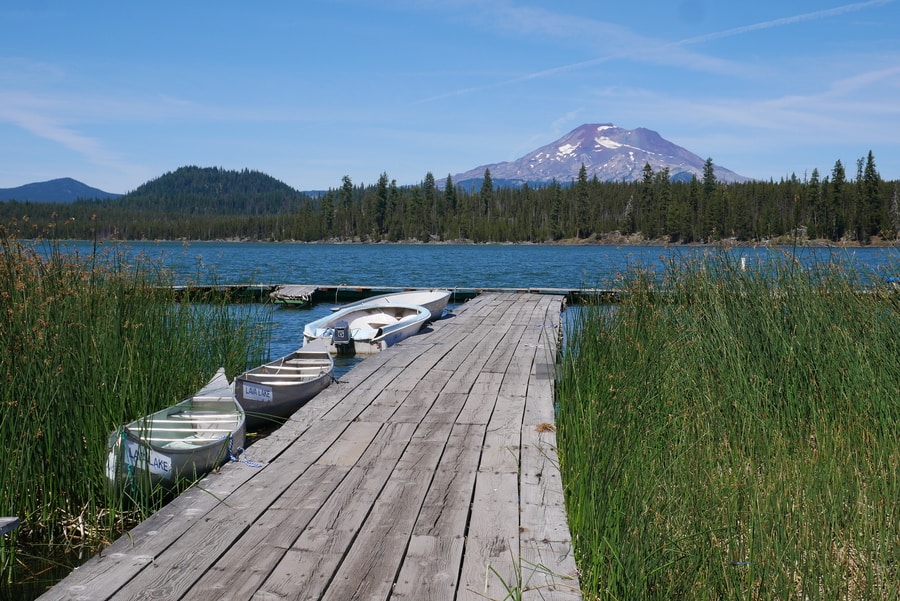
[0,227,267,580]
[557,251,900,600]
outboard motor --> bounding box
[332,320,353,354]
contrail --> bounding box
[416,0,894,103]
[677,0,895,46]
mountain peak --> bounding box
[445,123,748,187]
[0,177,121,203]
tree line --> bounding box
[2,157,898,244]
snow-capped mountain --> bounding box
[446,123,748,187]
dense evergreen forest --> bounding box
[2,160,899,244]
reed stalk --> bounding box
[557,250,900,600]
[0,227,267,583]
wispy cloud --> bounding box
[0,93,119,164]
[677,0,895,46]
[417,0,895,103]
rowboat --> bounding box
[330,289,451,322]
[303,302,431,354]
[234,340,334,428]
[106,368,246,490]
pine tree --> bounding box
[807,168,822,238]
[702,158,717,199]
[890,183,900,240]
[862,150,881,239]
[640,163,655,238]
[575,164,591,238]
[830,160,847,240]
[374,172,389,236]
[479,169,494,217]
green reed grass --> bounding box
[0,228,267,579]
[557,251,900,600]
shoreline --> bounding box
[73,235,900,248]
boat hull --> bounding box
[331,289,451,322]
[303,303,430,355]
[234,342,334,428]
[106,368,246,490]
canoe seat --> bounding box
[161,434,224,450]
[243,375,318,383]
[284,358,330,366]
[255,365,325,373]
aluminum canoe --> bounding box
[234,340,334,429]
[106,368,246,490]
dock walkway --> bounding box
[41,293,581,600]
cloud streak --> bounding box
[677,0,895,46]
[419,0,895,103]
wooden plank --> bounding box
[383,370,453,425]
[252,422,418,599]
[456,370,503,425]
[480,394,525,474]
[315,420,383,467]
[319,423,454,601]
[315,365,408,423]
[392,422,484,600]
[182,461,346,600]
[519,427,582,600]
[458,471,521,601]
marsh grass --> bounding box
[557,251,900,600]
[0,227,267,582]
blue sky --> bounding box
[1,1,898,193]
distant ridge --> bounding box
[0,177,121,203]
[444,123,749,188]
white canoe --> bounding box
[106,368,246,490]
[304,302,431,354]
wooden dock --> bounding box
[40,293,581,600]
[171,282,617,305]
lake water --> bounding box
[52,240,900,289]
[51,240,899,364]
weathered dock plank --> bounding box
[39,293,580,601]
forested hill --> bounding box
[2,157,898,244]
[122,166,311,214]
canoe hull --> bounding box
[235,342,334,428]
[106,368,246,490]
[331,289,451,322]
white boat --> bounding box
[106,368,246,490]
[331,289,451,322]
[303,302,431,354]
[235,341,334,429]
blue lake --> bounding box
[53,240,899,288]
